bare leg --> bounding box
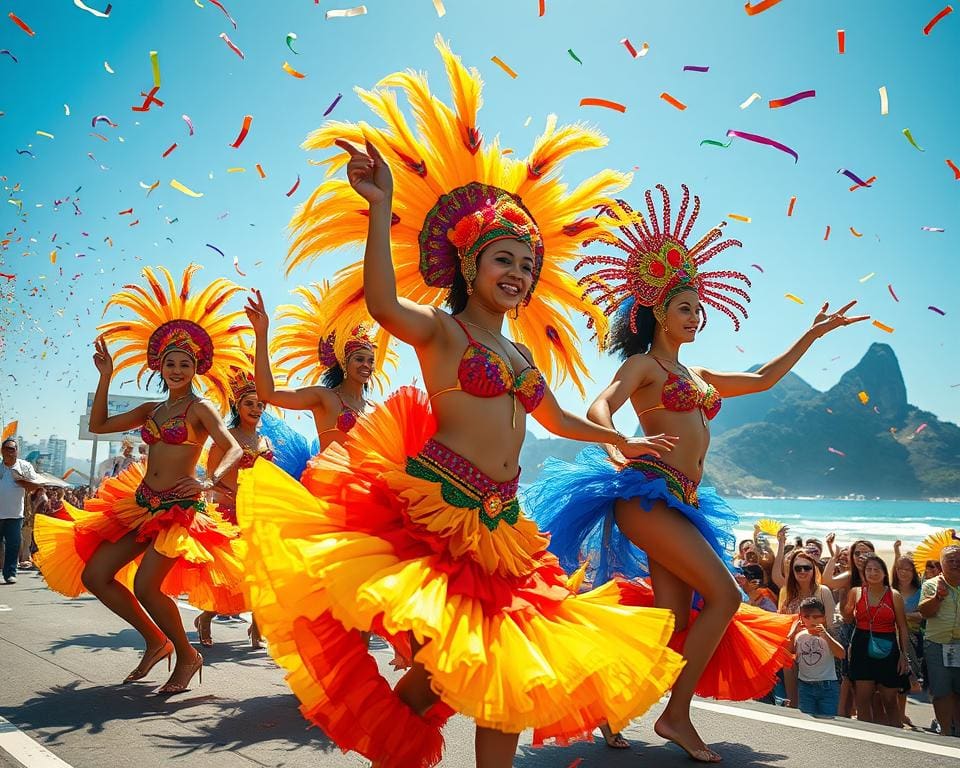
[80,530,167,675]
[854,681,877,723]
[932,695,956,736]
[133,546,198,687]
[783,665,799,708]
[838,677,855,718]
[878,686,901,727]
[475,726,520,768]
[614,498,741,763]
[195,611,215,646]
[598,721,630,748]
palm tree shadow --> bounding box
[145,694,336,756]
[46,628,145,654]
[514,738,789,767]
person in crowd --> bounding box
[919,544,960,737]
[0,437,43,583]
[841,553,912,728]
[789,597,845,717]
[737,563,778,611]
[891,547,924,727]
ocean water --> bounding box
[726,498,958,549]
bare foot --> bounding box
[599,721,630,748]
[654,713,722,763]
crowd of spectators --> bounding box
[734,525,958,737]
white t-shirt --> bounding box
[795,629,837,682]
[0,459,40,520]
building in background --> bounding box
[45,436,67,477]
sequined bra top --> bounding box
[637,357,722,421]
[429,317,546,414]
[140,399,202,446]
[237,439,274,469]
[318,390,362,437]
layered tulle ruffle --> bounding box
[237,387,684,768]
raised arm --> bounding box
[698,301,870,398]
[336,139,440,346]
[771,526,789,589]
[88,336,156,434]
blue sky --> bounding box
[1,0,957,456]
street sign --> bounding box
[78,392,158,442]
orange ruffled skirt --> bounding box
[237,387,684,768]
[34,462,246,613]
[616,578,794,700]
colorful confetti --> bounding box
[849,175,877,192]
[325,6,368,19]
[282,61,306,78]
[182,114,195,135]
[922,226,945,232]
[162,142,177,158]
[0,49,18,63]
[768,90,816,109]
[579,97,627,113]
[947,159,960,179]
[837,29,846,54]
[205,243,225,258]
[36,130,54,139]
[91,114,118,128]
[285,32,299,54]
[859,272,875,283]
[787,196,796,216]
[104,61,115,74]
[490,56,518,78]
[538,0,545,16]
[872,320,894,333]
[233,255,247,276]
[209,0,237,28]
[230,114,252,147]
[169,179,203,197]
[150,50,161,87]
[660,92,687,110]
[915,423,929,435]
[838,169,872,188]
[255,163,266,178]
[827,446,846,457]
[683,65,709,72]
[432,0,446,18]
[929,306,946,315]
[751,264,764,272]
[323,92,343,116]
[74,1,113,17]
[8,12,36,36]
[285,175,301,197]
[700,138,733,148]
[923,5,953,35]
[219,32,244,59]
[858,391,870,405]
[621,38,639,58]
[785,293,804,304]
[726,129,798,163]
[879,85,888,115]
[888,284,899,302]
[902,128,924,151]
[727,213,751,223]
[739,92,761,109]
[849,227,863,237]
[744,0,785,14]
[567,49,583,64]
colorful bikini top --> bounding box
[140,399,203,446]
[237,438,274,469]
[429,317,546,415]
[318,389,364,437]
[637,357,722,421]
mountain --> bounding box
[520,344,960,499]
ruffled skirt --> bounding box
[34,462,246,613]
[236,386,684,768]
[525,446,792,700]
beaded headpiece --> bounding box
[227,366,258,404]
[98,264,251,414]
[284,35,631,396]
[578,185,752,334]
[271,281,394,391]
[421,183,543,299]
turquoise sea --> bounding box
[726,498,958,549]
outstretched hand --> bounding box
[335,139,393,204]
[244,289,270,336]
[93,335,114,377]
[810,300,870,338]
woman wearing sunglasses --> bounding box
[778,550,836,709]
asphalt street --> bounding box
[1,568,957,768]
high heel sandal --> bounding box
[156,651,203,695]
[123,641,174,684]
[193,615,213,647]
[248,622,262,650]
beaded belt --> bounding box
[406,439,520,531]
[135,480,205,515]
[624,455,699,507]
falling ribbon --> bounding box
[579,97,627,113]
[902,128,924,151]
[169,179,203,197]
[182,114,194,135]
[726,130,798,163]
[282,61,306,78]
[285,32,298,53]
[923,5,953,35]
[150,50,161,87]
[683,65,709,72]
[74,1,113,17]
[838,169,872,187]
[872,320,894,333]
[36,130,54,139]
[162,143,177,158]
[567,49,583,64]
[233,255,246,276]
[727,214,751,223]
[285,175,301,197]
[837,29,846,54]
[660,92,687,110]
[739,92,761,109]
[922,226,945,232]
[323,92,343,116]
[787,196,796,216]
[751,264,764,272]
[827,447,846,457]
[700,138,732,148]
[947,159,960,179]
[230,114,252,147]
[205,243,225,258]
[432,0,446,17]
[255,163,266,178]
[91,114,117,128]
[744,0,785,14]
[768,90,816,109]
[219,32,244,59]
[928,306,946,315]
[620,38,639,57]
[887,284,899,302]
[859,272,875,283]
[0,49,18,63]
[849,175,877,192]
[858,391,869,405]
[208,0,237,28]
[490,56,518,78]
[8,12,35,36]
[849,227,862,237]
[784,293,804,304]
[878,86,888,116]
[325,6,368,19]
[104,61,115,73]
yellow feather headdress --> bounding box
[913,528,960,575]
[270,281,395,391]
[286,34,631,396]
[98,264,251,414]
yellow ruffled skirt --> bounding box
[237,387,684,768]
[34,462,246,613]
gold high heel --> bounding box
[156,651,203,695]
[123,641,174,684]
[193,615,213,647]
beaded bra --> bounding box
[637,357,721,421]
[140,400,202,446]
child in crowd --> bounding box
[789,597,845,717]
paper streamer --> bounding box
[872,320,894,333]
[162,143,177,158]
[683,65,709,72]
[827,447,846,457]
[621,38,639,57]
[579,98,627,113]
[879,86,888,116]
[285,175,301,197]
[286,32,298,54]
[784,293,804,304]
[700,138,733,148]
[751,264,764,272]
[74,1,113,18]
[768,90,816,109]
[568,49,582,65]
[182,114,194,135]
[858,391,870,405]
[91,114,118,128]
[888,284,899,302]
[230,114,252,147]
[947,159,960,179]
[325,6,367,19]
[637,42,650,56]
[104,61,115,73]
[209,0,237,28]
[205,243,225,258]
[150,50,161,87]
[859,272,875,283]
[849,227,862,237]
[432,0,446,17]
[787,196,796,216]
[739,92,761,109]
[727,214,751,222]
[838,169,872,187]
[744,0,784,14]
[170,179,203,197]
[8,12,35,36]
[538,0,545,16]
[726,130,798,163]
[490,56,518,78]
[0,49,18,63]
[824,226,831,240]
[921,226,945,232]
[282,61,306,78]
[849,175,877,192]
[660,92,687,110]
[219,32,244,59]
[902,128,924,151]
[255,163,266,178]
[323,92,343,116]
[837,29,845,54]
[923,5,953,35]
[928,306,946,315]
[36,130,54,139]
[233,255,246,276]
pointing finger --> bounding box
[334,138,362,156]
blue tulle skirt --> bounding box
[259,412,319,481]
[524,446,738,585]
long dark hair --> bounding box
[894,557,921,591]
[849,539,876,588]
[608,299,657,360]
[321,363,345,389]
[445,269,469,314]
[859,553,891,589]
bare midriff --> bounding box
[144,440,206,490]
[632,390,710,483]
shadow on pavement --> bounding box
[515,738,789,767]
[144,694,337,757]
[45,628,146,654]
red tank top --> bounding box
[854,587,896,633]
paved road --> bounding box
[2,568,957,768]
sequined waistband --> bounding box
[135,480,204,514]
[406,439,520,531]
[624,455,699,507]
